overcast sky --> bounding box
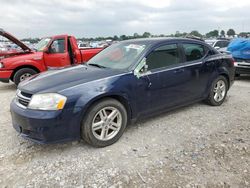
[1,0,250,38]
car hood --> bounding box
[0,28,32,52]
[18,65,125,94]
[2,52,42,65]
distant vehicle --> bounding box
[11,38,235,147]
[78,43,89,49]
[205,39,230,51]
[227,38,250,76]
[0,29,103,85]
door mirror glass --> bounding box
[44,47,50,54]
[214,46,220,50]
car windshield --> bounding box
[87,42,148,70]
[205,41,215,46]
[34,38,51,51]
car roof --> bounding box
[121,37,205,45]
[205,39,228,42]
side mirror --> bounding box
[214,46,220,50]
[44,47,50,54]
[134,58,149,78]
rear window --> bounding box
[183,43,205,62]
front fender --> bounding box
[76,90,131,116]
[10,59,46,72]
[62,79,133,121]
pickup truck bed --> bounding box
[80,48,103,63]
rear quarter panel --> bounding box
[205,53,235,94]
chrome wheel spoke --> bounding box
[108,109,118,121]
[218,94,222,100]
[92,121,103,131]
[214,92,218,100]
[214,84,218,90]
[109,122,119,131]
[99,109,107,121]
[100,127,108,139]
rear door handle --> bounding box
[174,68,184,74]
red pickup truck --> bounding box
[0,29,103,85]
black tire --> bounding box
[13,68,38,85]
[81,98,127,147]
[205,75,228,106]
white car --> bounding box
[205,39,230,51]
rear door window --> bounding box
[182,43,205,62]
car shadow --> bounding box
[0,83,17,91]
[235,75,250,81]
[127,102,204,128]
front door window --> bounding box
[146,44,181,70]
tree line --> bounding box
[20,29,249,43]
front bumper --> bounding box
[234,62,250,75]
[10,100,81,144]
[0,70,13,83]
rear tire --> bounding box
[205,76,228,106]
[81,98,127,147]
[13,68,38,85]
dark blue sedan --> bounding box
[10,38,235,147]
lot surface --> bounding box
[0,77,249,188]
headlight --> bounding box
[28,93,67,110]
[0,62,4,68]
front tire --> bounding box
[205,76,228,106]
[13,68,38,85]
[81,98,127,147]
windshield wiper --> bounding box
[88,63,106,68]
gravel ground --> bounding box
[0,77,249,188]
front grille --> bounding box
[234,58,250,63]
[16,90,32,108]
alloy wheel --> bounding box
[213,80,226,102]
[91,107,122,141]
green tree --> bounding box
[113,35,119,41]
[206,30,219,38]
[238,32,250,38]
[133,33,139,38]
[142,32,151,38]
[120,35,128,40]
[227,29,236,37]
[190,30,202,38]
[220,30,225,37]
[174,31,181,37]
